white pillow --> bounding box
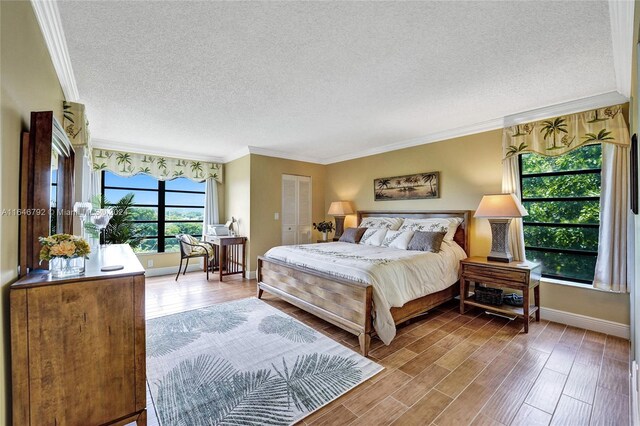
[381,230,415,250]
[358,217,404,231]
[398,218,462,241]
[359,229,387,246]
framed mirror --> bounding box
[20,111,75,275]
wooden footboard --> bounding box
[257,256,461,356]
[257,256,374,355]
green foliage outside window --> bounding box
[521,144,601,282]
[102,172,205,254]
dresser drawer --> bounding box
[463,264,527,284]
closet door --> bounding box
[281,174,312,245]
[296,176,312,244]
[281,175,297,245]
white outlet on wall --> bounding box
[147,259,154,268]
[274,212,279,220]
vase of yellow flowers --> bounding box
[39,234,91,278]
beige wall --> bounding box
[0,1,65,422]
[224,155,252,268]
[325,130,630,324]
[249,154,327,271]
[326,130,502,257]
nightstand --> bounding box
[316,240,331,243]
[460,256,541,332]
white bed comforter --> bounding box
[264,241,466,345]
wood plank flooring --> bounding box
[143,272,631,426]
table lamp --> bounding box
[328,201,354,240]
[474,194,528,263]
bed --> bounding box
[257,210,470,356]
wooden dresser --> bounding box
[11,244,147,426]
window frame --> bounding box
[101,171,205,253]
[517,149,601,284]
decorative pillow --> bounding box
[358,217,404,231]
[381,230,415,250]
[399,218,462,241]
[178,234,195,255]
[408,231,447,253]
[339,227,368,243]
[359,228,387,246]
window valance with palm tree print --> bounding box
[503,104,629,159]
[92,148,223,183]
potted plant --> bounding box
[313,221,335,241]
[39,234,91,277]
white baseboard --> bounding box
[145,264,257,280]
[145,264,202,277]
[539,307,629,339]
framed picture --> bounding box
[374,172,440,201]
[632,134,638,214]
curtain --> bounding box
[501,133,526,262]
[63,101,91,148]
[90,170,101,204]
[504,104,628,158]
[503,103,631,292]
[91,148,223,184]
[593,143,631,292]
[203,177,220,236]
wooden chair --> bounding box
[175,234,215,281]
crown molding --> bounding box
[91,138,226,163]
[247,146,320,164]
[502,91,628,127]
[608,0,634,99]
[223,147,251,163]
[322,91,628,165]
[31,0,79,101]
[322,116,505,165]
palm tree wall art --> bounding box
[374,172,440,201]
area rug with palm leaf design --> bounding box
[146,298,383,425]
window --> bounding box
[102,171,205,253]
[519,144,602,283]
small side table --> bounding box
[460,257,541,333]
[204,235,247,281]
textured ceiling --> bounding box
[57,0,616,162]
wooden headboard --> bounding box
[356,210,471,255]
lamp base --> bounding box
[487,218,513,263]
[333,215,346,240]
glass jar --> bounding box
[49,256,85,278]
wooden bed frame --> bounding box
[257,210,471,356]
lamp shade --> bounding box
[474,194,528,218]
[328,201,354,216]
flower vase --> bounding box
[322,231,328,241]
[49,256,85,278]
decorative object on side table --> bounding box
[474,286,503,305]
[39,233,91,277]
[327,201,354,240]
[374,172,439,201]
[90,208,114,248]
[474,193,528,262]
[73,201,93,239]
[313,221,335,242]
[225,217,238,236]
